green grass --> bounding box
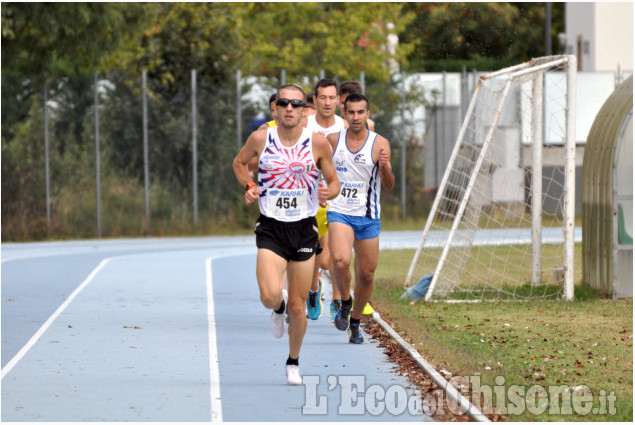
[381,213,583,232]
[370,248,633,421]
[382,241,582,301]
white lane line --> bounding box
[1,258,110,380]
[206,257,224,423]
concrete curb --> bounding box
[370,311,490,422]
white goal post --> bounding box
[406,55,577,302]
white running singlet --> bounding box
[329,129,382,219]
[257,127,321,222]
[305,114,345,136]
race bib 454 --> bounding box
[266,189,308,218]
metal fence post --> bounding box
[44,79,51,236]
[434,101,440,187]
[461,65,468,121]
[192,69,199,226]
[142,70,150,229]
[400,72,407,220]
[94,72,102,238]
[236,69,242,150]
[442,71,448,175]
[545,3,552,56]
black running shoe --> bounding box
[348,321,364,344]
[334,300,351,331]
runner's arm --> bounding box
[314,134,340,201]
[233,130,265,204]
[375,136,394,191]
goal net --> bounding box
[406,55,577,302]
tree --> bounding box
[239,3,415,83]
[98,3,248,197]
[1,3,147,142]
[0,3,424,239]
[99,2,417,210]
[1,3,148,239]
[114,3,247,98]
[403,2,564,72]
[1,3,147,77]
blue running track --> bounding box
[1,235,431,422]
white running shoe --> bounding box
[270,289,288,338]
[286,364,302,385]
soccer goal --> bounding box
[406,55,577,302]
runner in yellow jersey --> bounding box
[258,93,279,130]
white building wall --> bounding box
[595,2,633,72]
[565,2,633,72]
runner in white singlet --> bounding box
[233,83,340,385]
[303,79,345,321]
[326,93,394,344]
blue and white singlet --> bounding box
[257,127,320,222]
[329,129,382,219]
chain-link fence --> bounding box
[1,70,426,240]
[2,68,630,240]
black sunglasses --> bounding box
[276,98,306,108]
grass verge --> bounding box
[370,248,633,422]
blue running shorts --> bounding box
[326,211,381,240]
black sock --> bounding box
[286,356,299,366]
[274,299,285,314]
[350,317,360,326]
[342,297,353,307]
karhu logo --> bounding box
[297,248,313,253]
[354,154,365,164]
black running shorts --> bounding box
[255,214,319,262]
